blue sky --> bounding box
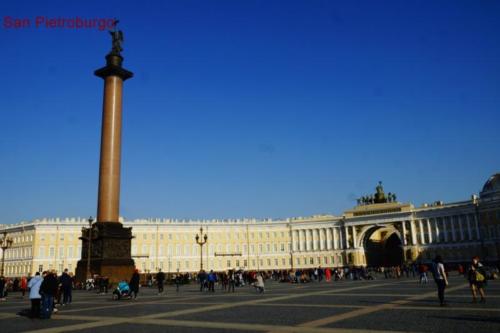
[0,0,499,224]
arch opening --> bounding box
[364,227,403,267]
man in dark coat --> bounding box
[59,269,73,305]
[40,271,58,319]
[156,269,165,294]
[129,269,140,299]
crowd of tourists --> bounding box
[0,255,497,319]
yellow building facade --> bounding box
[1,174,499,277]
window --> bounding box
[39,246,45,258]
[49,247,55,258]
[143,234,147,240]
[227,260,231,268]
[267,259,271,266]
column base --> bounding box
[75,222,135,284]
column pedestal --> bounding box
[76,222,135,283]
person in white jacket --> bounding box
[27,272,43,318]
[254,274,265,293]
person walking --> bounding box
[254,273,265,293]
[468,256,487,303]
[28,272,43,318]
[40,271,58,319]
[228,270,235,293]
[59,269,73,305]
[175,273,181,292]
[20,276,28,298]
[156,269,165,295]
[432,255,449,306]
[0,276,6,301]
[129,269,140,300]
[325,268,331,282]
[198,270,206,292]
[208,270,216,292]
[419,264,428,284]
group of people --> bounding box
[0,254,495,320]
[427,255,488,306]
[25,269,74,319]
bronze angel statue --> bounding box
[109,20,124,55]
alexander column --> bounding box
[76,21,135,283]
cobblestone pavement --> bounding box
[0,275,498,333]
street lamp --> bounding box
[0,231,14,276]
[84,216,94,279]
[195,227,208,271]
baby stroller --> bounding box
[112,281,131,300]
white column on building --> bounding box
[401,221,407,245]
[298,230,303,251]
[473,214,480,240]
[410,220,417,245]
[433,218,440,243]
[450,216,457,242]
[344,226,350,249]
[442,217,449,242]
[321,229,326,250]
[313,229,318,251]
[351,225,357,249]
[317,229,322,250]
[426,219,433,243]
[325,228,331,250]
[458,215,465,241]
[333,228,338,249]
[419,220,425,245]
[305,229,310,251]
[466,214,473,240]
